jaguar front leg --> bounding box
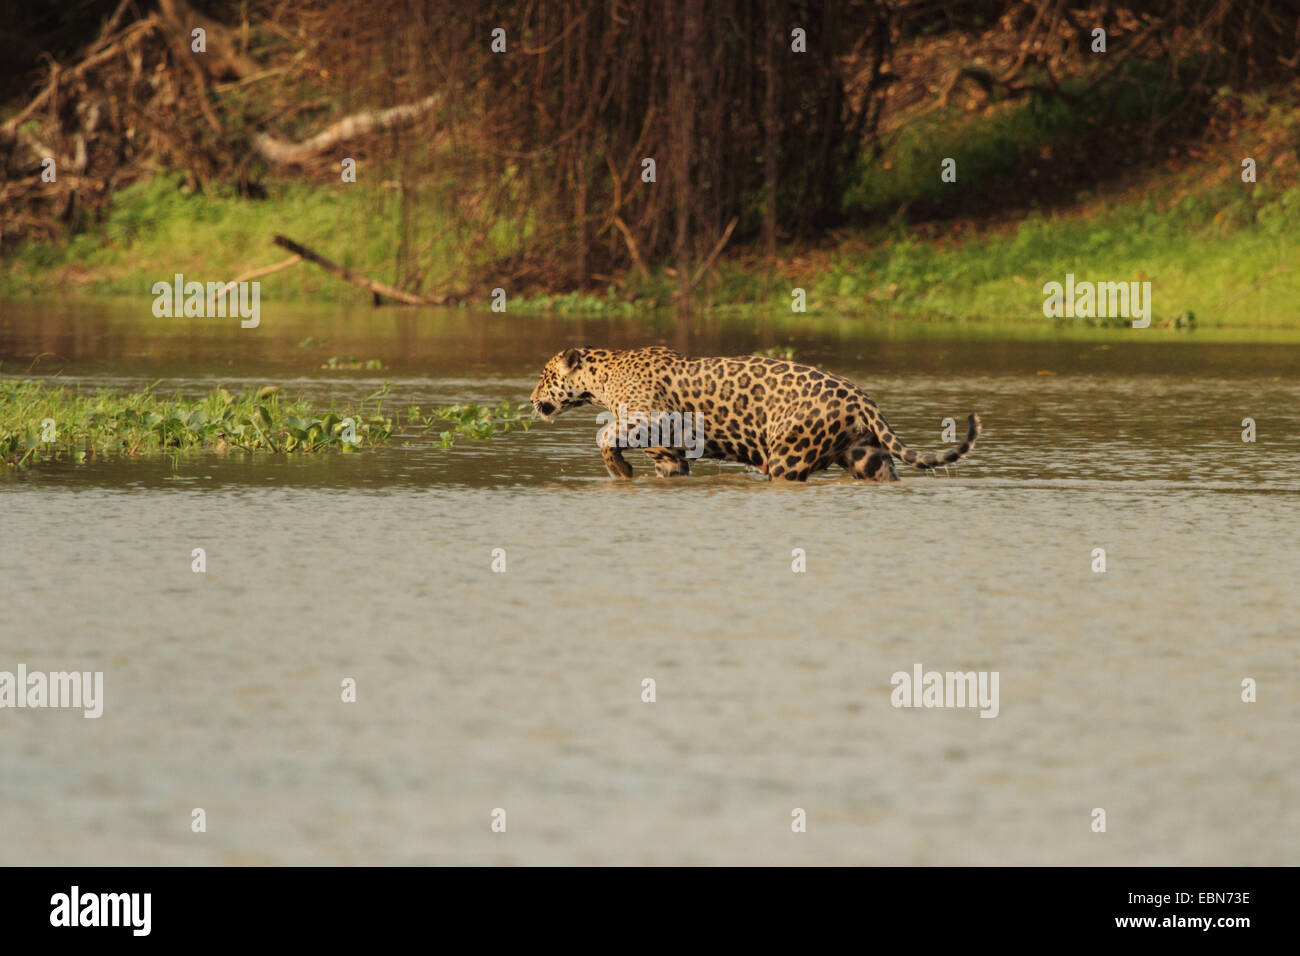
[601,444,634,479]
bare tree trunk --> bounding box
[573,5,591,288]
[671,0,702,299]
[808,0,843,236]
[763,0,780,260]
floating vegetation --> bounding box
[417,402,535,448]
[1,379,395,467]
[754,345,798,360]
[321,356,383,369]
[1,379,537,467]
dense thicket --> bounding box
[2,0,1297,292]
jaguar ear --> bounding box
[558,348,583,377]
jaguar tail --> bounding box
[871,411,981,469]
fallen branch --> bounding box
[252,94,441,166]
[688,216,739,289]
[271,235,449,305]
[209,254,302,306]
[938,66,1077,107]
[612,216,649,278]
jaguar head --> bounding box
[530,348,594,421]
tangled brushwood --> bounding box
[2,0,1297,293]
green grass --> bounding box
[806,182,1300,327]
[523,85,1300,326]
[0,169,526,303]
[518,175,1300,328]
[7,169,1296,327]
[496,154,1300,328]
[807,82,1300,327]
[843,61,1194,217]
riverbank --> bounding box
[5,156,1296,331]
[4,83,1297,328]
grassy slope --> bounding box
[804,83,1300,329]
[2,175,468,302]
[806,180,1300,328]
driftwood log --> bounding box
[252,95,442,167]
[272,235,452,306]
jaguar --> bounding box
[529,346,980,482]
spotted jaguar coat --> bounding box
[529,346,980,482]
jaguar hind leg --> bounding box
[601,445,634,479]
[838,438,899,482]
[643,447,690,477]
[766,446,815,482]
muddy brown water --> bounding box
[1,298,1297,864]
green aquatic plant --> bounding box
[423,401,534,448]
[321,356,383,370]
[0,379,395,467]
[0,378,538,467]
[753,345,798,360]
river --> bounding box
[1,298,1297,864]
